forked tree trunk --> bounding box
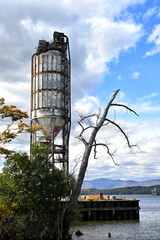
[69,89,120,208]
[61,89,138,240]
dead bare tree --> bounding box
[69,89,138,208]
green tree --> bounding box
[0,98,75,240]
[0,144,75,240]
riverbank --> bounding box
[81,185,160,195]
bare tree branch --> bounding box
[74,135,88,146]
[78,121,96,137]
[102,121,109,127]
[111,103,139,116]
[77,121,84,135]
[79,113,96,122]
[69,156,82,176]
[95,107,101,126]
[105,118,137,148]
[93,140,97,159]
[92,142,117,165]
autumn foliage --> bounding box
[0,98,41,156]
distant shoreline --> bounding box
[81,184,160,195]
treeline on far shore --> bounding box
[81,185,160,195]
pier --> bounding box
[78,195,140,221]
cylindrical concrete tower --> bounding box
[31,32,71,172]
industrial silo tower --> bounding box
[31,32,71,172]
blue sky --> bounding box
[0,0,160,181]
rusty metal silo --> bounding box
[31,32,71,172]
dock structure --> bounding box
[78,198,140,221]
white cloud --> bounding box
[0,24,10,41]
[143,7,157,19]
[61,0,146,20]
[137,93,158,101]
[20,18,56,38]
[85,17,143,74]
[135,102,160,113]
[116,91,126,102]
[145,24,160,57]
[117,75,122,81]
[131,93,160,114]
[74,95,100,115]
[147,24,160,45]
[21,19,44,34]
[132,72,140,79]
[145,47,160,57]
[0,82,30,112]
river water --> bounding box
[71,195,160,240]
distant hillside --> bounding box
[81,185,160,195]
[82,178,160,189]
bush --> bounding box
[0,144,75,240]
